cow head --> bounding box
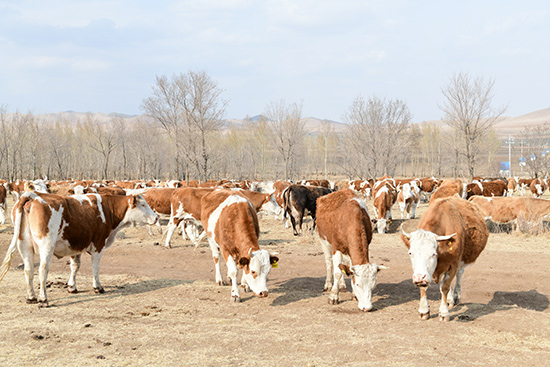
[238,249,278,298]
[125,195,159,226]
[339,263,388,312]
[261,193,282,217]
[401,229,455,287]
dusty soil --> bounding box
[0,195,549,367]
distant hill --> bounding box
[26,107,550,137]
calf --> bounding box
[316,189,386,311]
[401,196,488,321]
[464,180,507,199]
[282,185,332,236]
[0,192,158,307]
[429,179,464,205]
[201,189,278,302]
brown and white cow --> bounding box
[316,189,387,311]
[429,179,464,205]
[397,182,420,219]
[0,192,158,307]
[530,178,547,198]
[507,177,517,196]
[201,189,278,302]
[469,196,550,229]
[372,179,397,234]
[348,179,374,200]
[282,185,332,236]
[419,177,442,201]
[518,178,535,196]
[463,180,507,199]
[401,196,489,321]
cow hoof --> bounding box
[67,286,78,294]
[352,294,358,301]
[419,312,430,320]
[38,300,49,308]
[231,295,241,303]
[328,297,339,305]
[94,287,105,294]
[439,315,451,322]
[26,297,38,304]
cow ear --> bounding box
[129,195,137,207]
[338,264,353,276]
[269,255,279,266]
[238,257,250,268]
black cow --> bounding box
[282,184,332,236]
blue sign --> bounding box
[500,162,510,170]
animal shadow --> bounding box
[453,289,549,322]
[269,276,327,306]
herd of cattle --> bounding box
[0,174,549,321]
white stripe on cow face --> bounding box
[261,194,282,216]
[350,263,379,312]
[242,249,272,296]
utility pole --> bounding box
[506,135,514,177]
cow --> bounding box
[0,192,159,307]
[397,182,420,219]
[349,179,374,200]
[316,189,387,311]
[418,177,442,202]
[0,185,7,224]
[401,196,489,321]
[469,196,550,231]
[429,179,464,205]
[463,180,507,199]
[141,188,178,236]
[201,189,279,302]
[518,178,536,196]
[372,179,397,234]
[530,178,547,198]
[282,185,332,236]
[507,177,517,196]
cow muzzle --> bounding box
[413,274,430,287]
[255,291,269,298]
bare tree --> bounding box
[263,100,305,180]
[520,123,550,178]
[83,114,118,179]
[343,96,411,178]
[440,72,506,179]
[142,71,226,181]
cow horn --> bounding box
[401,228,411,239]
[436,233,456,241]
[377,264,389,270]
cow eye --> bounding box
[408,251,412,256]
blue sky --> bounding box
[0,0,548,122]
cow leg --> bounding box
[439,268,457,321]
[226,256,241,302]
[36,241,55,307]
[319,238,333,291]
[328,252,344,305]
[208,238,225,286]
[288,210,299,236]
[239,272,250,292]
[399,202,405,219]
[418,286,430,320]
[449,266,465,307]
[67,254,81,293]
[164,222,177,248]
[410,201,418,219]
[18,239,37,303]
[91,250,105,294]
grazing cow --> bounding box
[419,177,442,201]
[518,178,535,196]
[463,180,507,199]
[141,188,178,235]
[201,189,278,302]
[469,196,550,230]
[530,178,547,198]
[401,196,489,321]
[0,185,7,224]
[164,187,215,248]
[349,179,374,200]
[0,192,159,307]
[372,179,397,234]
[316,189,387,311]
[397,182,420,219]
[282,185,332,236]
[429,179,464,205]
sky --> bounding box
[0,0,548,122]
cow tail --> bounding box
[282,187,291,221]
[0,195,30,283]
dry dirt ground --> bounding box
[0,194,549,367]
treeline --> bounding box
[4,71,540,182]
